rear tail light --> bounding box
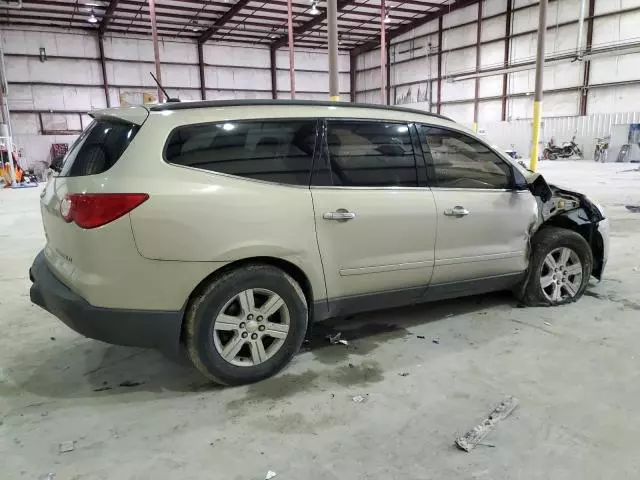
[60,193,149,229]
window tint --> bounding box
[325,121,417,187]
[165,120,317,186]
[60,120,139,177]
[419,126,512,189]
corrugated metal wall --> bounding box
[483,112,640,160]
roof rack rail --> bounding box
[149,99,452,121]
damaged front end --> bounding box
[527,173,607,280]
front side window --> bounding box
[324,121,417,187]
[165,120,317,186]
[418,126,512,189]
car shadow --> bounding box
[8,291,517,402]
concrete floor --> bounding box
[2,161,640,480]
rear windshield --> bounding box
[59,119,139,177]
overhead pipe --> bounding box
[576,0,587,58]
[287,0,296,99]
[449,41,640,82]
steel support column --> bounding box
[436,16,443,114]
[530,0,548,172]
[380,0,387,105]
[501,0,512,121]
[386,40,391,105]
[473,0,482,131]
[197,42,206,100]
[579,0,596,116]
[327,0,340,100]
[350,53,357,102]
[287,0,296,99]
[97,34,110,107]
[270,46,278,100]
[148,0,164,103]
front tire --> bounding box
[184,264,308,385]
[519,227,593,306]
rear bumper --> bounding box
[29,250,183,355]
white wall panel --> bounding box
[588,84,640,114]
[543,62,582,90]
[508,70,534,94]
[441,78,475,102]
[443,24,478,50]
[6,57,102,84]
[394,19,438,44]
[443,4,478,28]
[484,0,507,17]
[479,100,503,123]
[443,47,476,74]
[440,102,474,126]
[480,75,504,97]
[480,41,505,69]
[595,0,640,15]
[1,29,98,58]
[590,53,640,85]
[481,15,507,42]
[393,57,434,86]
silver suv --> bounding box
[29,100,609,385]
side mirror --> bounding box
[529,173,552,202]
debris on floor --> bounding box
[337,339,349,346]
[625,205,640,213]
[352,394,368,403]
[327,332,343,345]
[416,335,426,339]
[432,337,440,344]
[398,372,409,377]
[39,474,56,480]
[455,396,519,452]
[265,470,277,479]
[544,322,552,327]
[119,380,145,388]
[93,386,112,392]
[58,441,75,453]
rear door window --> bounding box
[59,119,139,177]
[320,120,418,187]
[165,120,318,186]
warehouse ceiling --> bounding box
[0,0,478,51]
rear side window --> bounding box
[324,121,417,187]
[165,120,317,186]
[60,120,139,177]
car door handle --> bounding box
[443,206,470,217]
[323,210,356,221]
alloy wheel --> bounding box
[213,288,290,367]
[540,247,583,303]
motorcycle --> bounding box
[543,136,584,160]
[594,136,610,163]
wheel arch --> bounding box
[538,209,604,279]
[180,256,316,344]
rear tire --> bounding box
[519,227,593,307]
[184,264,308,385]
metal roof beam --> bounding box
[198,0,252,44]
[271,0,359,50]
[99,0,121,35]
[351,0,480,56]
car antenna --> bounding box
[150,72,180,103]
